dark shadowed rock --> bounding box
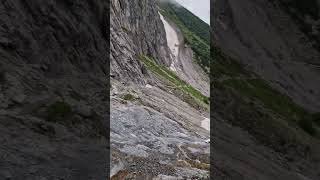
[0,0,109,179]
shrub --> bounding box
[121,93,136,101]
[203,97,209,105]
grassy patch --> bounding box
[212,46,319,136]
[212,46,249,77]
[139,55,209,107]
[222,78,319,136]
[223,79,307,120]
[121,93,136,101]
[46,101,72,122]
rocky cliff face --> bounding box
[213,0,320,112]
[110,0,172,85]
[0,0,109,179]
[212,0,320,179]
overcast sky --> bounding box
[175,0,210,25]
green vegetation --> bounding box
[121,93,136,101]
[46,101,72,122]
[158,2,210,73]
[139,55,209,107]
[159,2,210,43]
[223,79,307,121]
[212,46,249,77]
[159,0,319,137]
[212,44,319,136]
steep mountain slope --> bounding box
[212,0,320,179]
[211,47,320,180]
[110,0,210,179]
[0,0,109,179]
[110,0,172,85]
[159,2,210,73]
[158,6,209,96]
[213,0,320,112]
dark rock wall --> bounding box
[0,0,109,179]
[110,0,172,84]
[0,0,108,75]
[212,0,320,112]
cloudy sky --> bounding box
[175,0,210,25]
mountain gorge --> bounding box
[0,0,319,179]
[110,0,210,179]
